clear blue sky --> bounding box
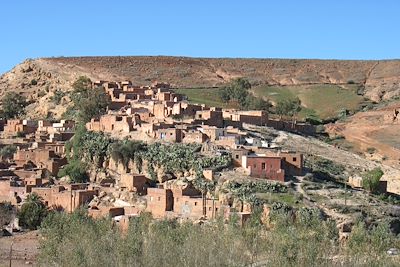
[1,0,400,74]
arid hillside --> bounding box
[1,56,400,118]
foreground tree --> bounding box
[275,97,302,120]
[66,76,110,123]
[18,193,48,230]
[1,92,29,119]
[362,167,384,193]
[0,201,14,227]
[219,78,269,110]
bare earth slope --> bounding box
[1,56,400,138]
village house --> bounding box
[86,114,138,133]
[3,119,38,136]
[31,184,98,212]
[119,174,148,195]
[13,148,67,176]
[243,155,286,182]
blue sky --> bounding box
[1,0,399,74]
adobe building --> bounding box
[119,174,148,195]
[227,110,268,126]
[4,119,38,136]
[31,184,98,212]
[86,114,137,133]
[155,128,183,143]
[146,188,174,218]
[242,155,286,182]
[13,149,67,176]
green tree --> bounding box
[0,201,14,226]
[0,145,17,160]
[275,97,302,120]
[18,193,48,230]
[1,92,29,119]
[67,76,110,123]
[58,160,89,183]
[362,167,384,193]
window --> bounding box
[209,207,212,211]
[293,157,297,162]
[254,164,256,168]
[157,197,161,201]
[194,202,197,206]
[261,163,266,170]
[235,155,239,159]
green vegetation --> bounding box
[253,84,364,121]
[174,88,230,108]
[50,89,66,104]
[61,127,231,183]
[58,160,89,183]
[64,76,110,123]
[174,78,271,111]
[362,167,384,193]
[18,193,48,230]
[275,97,302,119]
[0,144,16,160]
[218,78,270,110]
[0,92,29,119]
[38,208,400,267]
[0,201,14,227]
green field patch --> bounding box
[173,88,230,108]
[253,84,364,120]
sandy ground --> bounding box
[0,231,39,267]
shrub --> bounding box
[0,145,16,160]
[50,89,66,104]
[31,79,38,85]
[362,167,384,193]
[1,92,28,119]
[58,160,89,183]
[18,193,48,230]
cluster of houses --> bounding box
[0,80,312,226]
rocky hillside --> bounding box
[1,56,400,118]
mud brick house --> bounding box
[13,149,67,176]
[195,109,224,127]
[171,102,203,117]
[146,188,174,218]
[255,149,304,176]
[31,184,98,212]
[119,174,148,194]
[225,110,268,126]
[243,155,286,182]
[4,119,38,136]
[0,177,26,204]
[182,130,208,144]
[86,114,137,133]
[155,128,183,143]
[232,148,250,167]
[199,126,227,141]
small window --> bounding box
[253,164,256,168]
[209,207,212,211]
[170,133,173,136]
[293,157,297,162]
[157,197,161,201]
[194,202,197,206]
[235,155,239,159]
[261,163,266,170]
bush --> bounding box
[0,201,14,226]
[18,193,48,230]
[58,160,89,183]
[50,89,66,104]
[31,79,38,85]
[362,167,384,193]
[0,145,16,160]
[1,92,28,119]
